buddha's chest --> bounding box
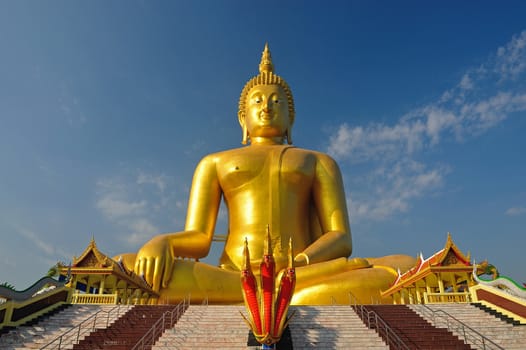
[217,148,315,192]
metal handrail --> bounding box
[352,303,410,350]
[348,293,409,350]
[40,304,127,349]
[415,305,504,350]
[349,291,360,307]
[131,298,189,350]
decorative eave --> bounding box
[60,265,156,295]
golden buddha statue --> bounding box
[125,44,415,305]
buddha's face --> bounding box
[244,84,290,141]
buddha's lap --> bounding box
[155,255,414,304]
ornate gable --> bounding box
[438,233,470,266]
[76,250,99,267]
[73,238,113,268]
[442,250,461,266]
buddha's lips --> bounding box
[260,112,273,120]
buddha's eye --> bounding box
[254,97,261,104]
[273,99,280,104]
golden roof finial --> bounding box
[288,238,294,268]
[242,237,251,270]
[259,43,274,74]
[264,225,273,255]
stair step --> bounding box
[5,303,525,349]
[409,303,526,349]
[0,304,132,349]
[365,305,472,350]
[152,305,388,349]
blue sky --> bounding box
[1,1,525,288]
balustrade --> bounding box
[71,292,118,304]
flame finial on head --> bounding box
[259,43,274,75]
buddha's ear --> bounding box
[238,111,249,145]
[238,110,245,126]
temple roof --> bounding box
[59,238,157,295]
[412,233,470,271]
[382,233,473,296]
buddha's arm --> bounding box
[134,155,221,290]
[181,154,222,254]
[295,153,352,265]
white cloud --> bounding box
[59,83,87,127]
[17,226,55,256]
[327,121,427,162]
[424,108,457,145]
[97,196,147,218]
[96,178,147,218]
[329,30,526,222]
[95,170,185,247]
[137,172,171,208]
[505,207,526,216]
[137,172,168,193]
[126,219,161,245]
[349,159,448,221]
[459,74,473,90]
[330,88,526,165]
[496,30,526,81]
[15,225,70,259]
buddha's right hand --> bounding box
[134,234,174,292]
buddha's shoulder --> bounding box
[288,147,331,156]
[197,146,336,162]
[199,147,246,159]
[288,147,338,163]
[195,148,246,165]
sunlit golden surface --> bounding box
[128,44,415,305]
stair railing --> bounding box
[415,305,504,350]
[40,304,128,350]
[349,295,410,350]
[349,291,360,307]
[131,298,189,350]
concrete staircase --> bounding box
[288,305,388,349]
[0,304,131,350]
[153,305,388,349]
[72,305,177,350]
[366,305,472,349]
[152,305,252,350]
[10,302,523,349]
[410,303,526,350]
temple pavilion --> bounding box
[57,238,158,304]
[382,233,476,304]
